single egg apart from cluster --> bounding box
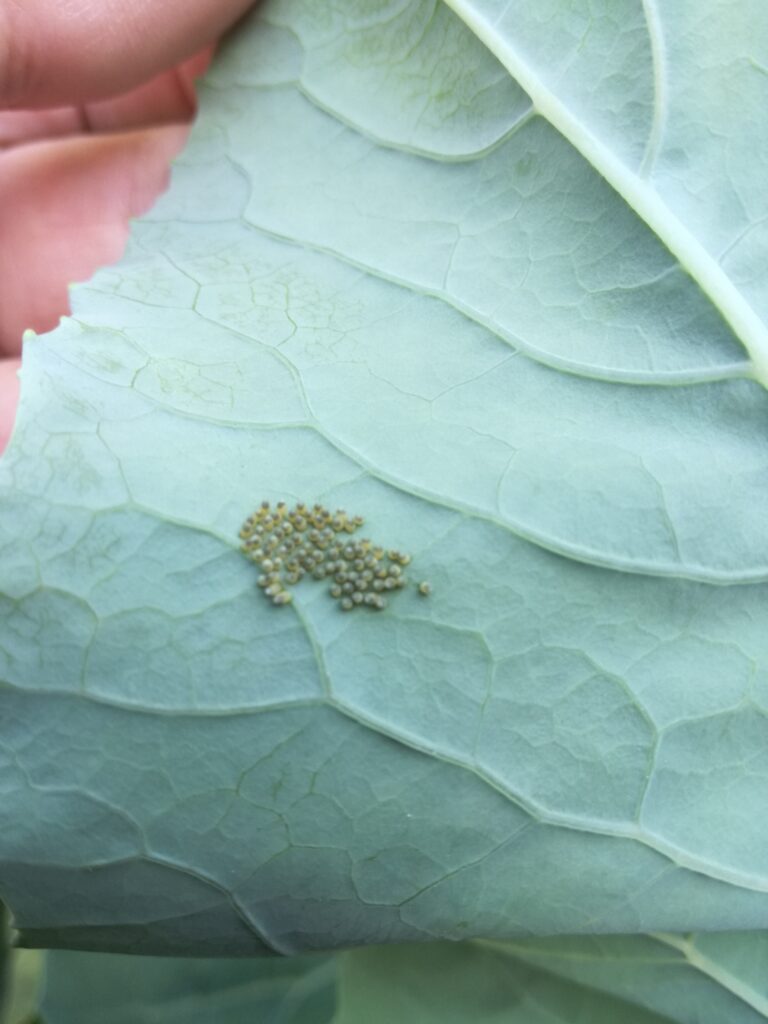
[239,500,431,611]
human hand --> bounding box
[0,0,255,451]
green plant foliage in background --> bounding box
[1,906,43,1024]
[39,950,335,1024]
[2,0,768,1017]
[332,936,768,1024]
[15,935,768,1024]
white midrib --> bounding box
[442,0,768,389]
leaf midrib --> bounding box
[441,0,768,388]
[651,933,768,1018]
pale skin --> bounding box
[0,0,256,451]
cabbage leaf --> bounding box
[1,0,768,981]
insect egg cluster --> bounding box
[239,500,430,611]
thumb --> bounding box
[0,0,255,108]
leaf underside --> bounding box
[1,8,768,1018]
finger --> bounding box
[0,49,212,146]
[0,123,189,355]
[77,47,212,133]
[0,0,253,108]
[0,107,83,147]
[0,357,20,453]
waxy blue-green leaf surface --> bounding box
[2,0,768,960]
